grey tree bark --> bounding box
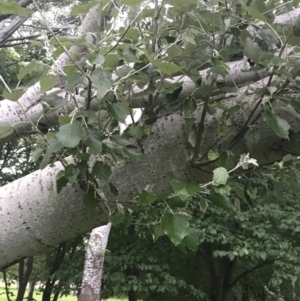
[78,223,112,301]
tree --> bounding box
[1,0,300,270]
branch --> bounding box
[79,223,111,301]
[229,259,276,289]
[0,0,33,22]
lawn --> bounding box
[0,288,124,301]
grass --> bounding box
[0,288,124,301]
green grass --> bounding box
[0,288,124,301]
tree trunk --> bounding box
[27,280,36,301]
[16,257,34,301]
[128,290,137,301]
[42,243,66,301]
[78,224,112,301]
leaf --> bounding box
[0,0,32,14]
[243,37,262,64]
[56,121,83,148]
[18,59,49,80]
[109,183,119,196]
[0,123,14,138]
[89,54,105,65]
[139,190,157,204]
[171,179,202,201]
[213,167,229,186]
[218,153,238,170]
[48,137,64,153]
[182,229,199,252]
[166,0,198,5]
[109,210,125,226]
[83,192,97,210]
[40,73,58,92]
[2,90,24,101]
[91,68,113,96]
[262,105,290,139]
[92,162,112,184]
[43,95,68,109]
[129,125,150,139]
[152,60,182,75]
[161,213,190,246]
[210,190,236,212]
[82,128,103,155]
[107,103,129,123]
[165,196,186,208]
[110,135,132,147]
[199,197,209,213]
[56,175,68,194]
[123,148,148,161]
[238,0,266,21]
[71,1,98,15]
[121,0,144,4]
[39,154,49,170]
[65,164,80,182]
[103,53,120,69]
[153,224,164,241]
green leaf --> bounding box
[40,73,58,92]
[129,125,150,139]
[153,224,164,241]
[0,0,32,14]
[18,59,49,81]
[39,154,50,169]
[238,0,266,21]
[0,123,14,139]
[43,95,68,109]
[65,164,80,182]
[121,0,144,4]
[48,137,64,153]
[123,148,148,161]
[89,54,105,65]
[109,210,125,226]
[83,192,97,210]
[171,179,202,201]
[139,190,157,204]
[92,162,112,184]
[110,135,132,147]
[210,190,236,212]
[166,0,198,5]
[161,213,190,246]
[109,182,119,196]
[152,60,182,75]
[218,153,238,170]
[182,229,199,252]
[71,1,98,15]
[2,90,24,101]
[56,175,68,194]
[103,53,120,69]
[262,105,290,139]
[91,68,113,96]
[243,37,262,64]
[56,121,83,148]
[107,103,129,123]
[213,167,229,186]
[82,128,103,155]
[165,196,186,208]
